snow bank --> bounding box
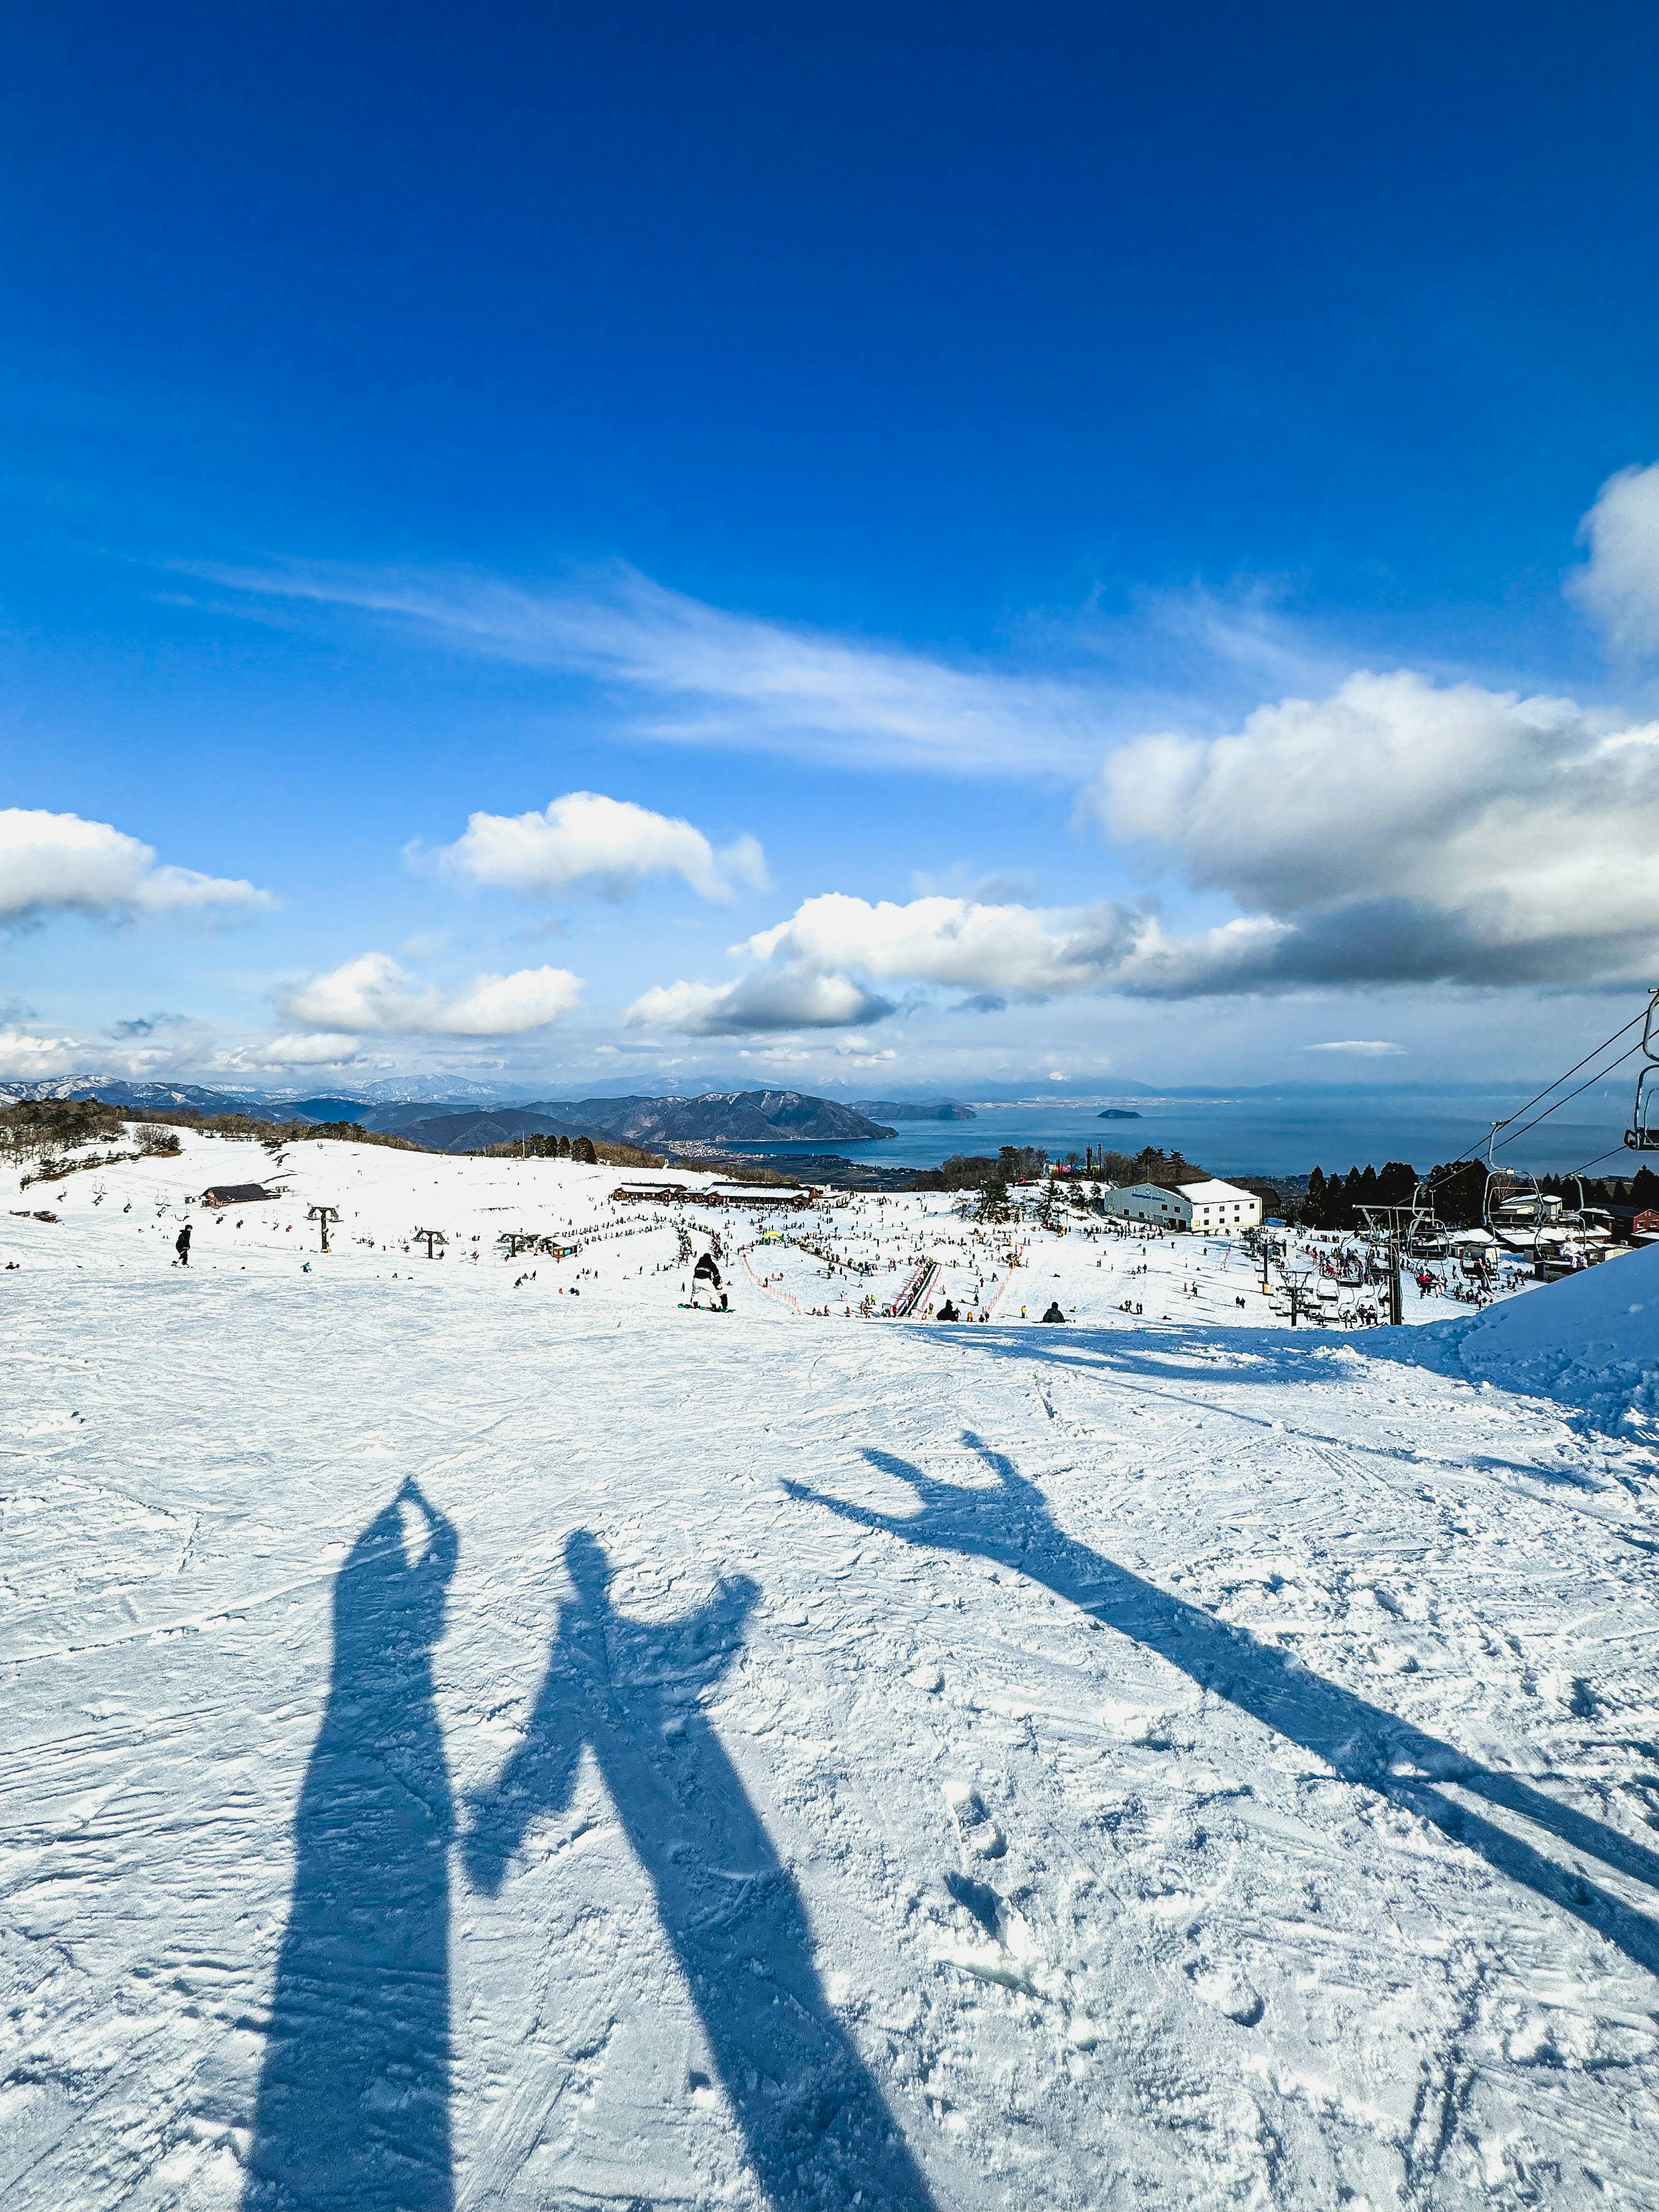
[1399,1242,1659,1437]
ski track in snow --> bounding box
[3,1131,1659,2209]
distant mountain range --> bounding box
[0,1078,272,1116]
[0,1079,898,1154]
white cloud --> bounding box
[625,971,894,1037]
[1568,462,1659,655]
[1087,669,1659,990]
[0,1026,84,1079]
[637,658,1659,1016]
[0,808,273,925]
[1302,1039,1406,1056]
[630,891,1322,1032]
[216,1033,364,1070]
[432,790,768,903]
[744,892,1148,995]
[280,952,582,1036]
[200,560,1111,777]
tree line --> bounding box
[1287,1160,1659,1232]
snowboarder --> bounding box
[175,1223,191,1267]
[936,1298,960,1321]
[1041,1300,1066,1322]
[688,1252,724,1310]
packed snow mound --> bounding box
[1402,1243,1659,1437]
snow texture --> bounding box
[3,1131,1659,2209]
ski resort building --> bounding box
[1100,1178,1261,1233]
[705,1182,815,1208]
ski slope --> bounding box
[4,1131,1659,2209]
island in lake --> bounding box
[1097,1108,1142,1120]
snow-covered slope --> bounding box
[1398,1240,1659,1440]
[3,1138,1659,2209]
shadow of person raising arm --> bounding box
[465,1531,934,2212]
[245,1479,459,2212]
[784,1438,1659,1984]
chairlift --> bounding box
[1562,1175,1614,1247]
[1482,1120,1545,1250]
[1626,988,1659,1150]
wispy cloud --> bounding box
[192,558,1121,777]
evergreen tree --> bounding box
[1376,1160,1418,1206]
[1426,1160,1486,1227]
[1304,1166,1327,1227]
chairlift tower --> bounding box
[306,1204,340,1253]
[413,1226,449,1259]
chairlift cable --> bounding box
[1415,1004,1651,1195]
[1486,1037,1646,1154]
[1561,1143,1643,1180]
[1479,1004,1648,1138]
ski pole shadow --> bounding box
[464,1531,934,2212]
[244,1480,458,2212]
[784,1439,1659,1983]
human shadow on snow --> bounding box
[244,1480,458,2212]
[785,1440,1659,1984]
[465,1531,934,2212]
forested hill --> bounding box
[850,1098,976,1121]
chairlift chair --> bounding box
[1482,1120,1545,1249]
[1624,988,1659,1150]
[1628,1068,1659,1151]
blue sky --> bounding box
[4,2,1659,1097]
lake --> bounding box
[742,1084,1637,1180]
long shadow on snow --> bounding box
[244,1480,458,2212]
[465,1531,934,2212]
[785,1440,1659,1984]
[963,1325,1573,1489]
[951,1318,1385,1393]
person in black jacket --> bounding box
[175,1223,191,1268]
[1041,1300,1065,1322]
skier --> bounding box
[175,1222,191,1268]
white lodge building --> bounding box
[1100,1179,1262,1234]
